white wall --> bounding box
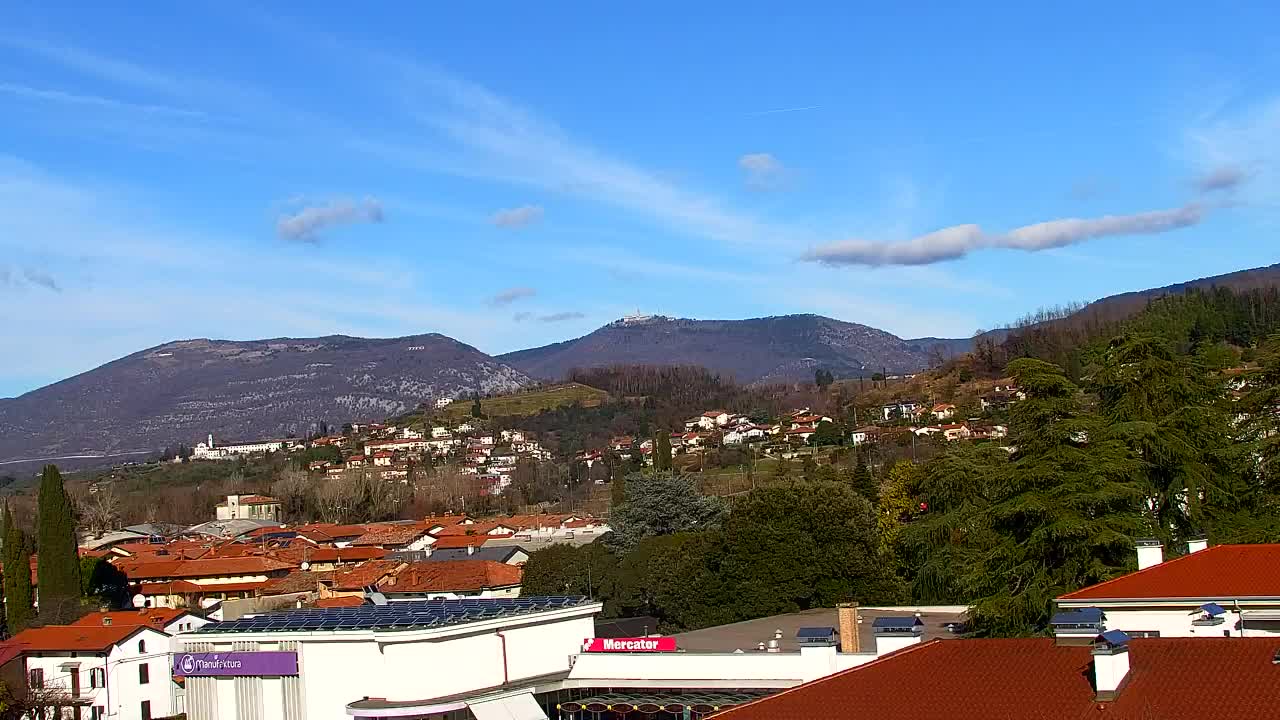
[25,628,173,720]
[566,645,880,688]
[177,605,599,720]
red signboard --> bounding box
[585,637,677,652]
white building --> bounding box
[215,494,283,521]
[193,434,294,461]
[173,598,925,720]
[13,623,175,720]
[434,397,454,409]
[1054,540,1280,638]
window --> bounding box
[1125,630,1161,638]
[138,639,146,653]
[91,706,104,720]
[138,662,150,684]
[140,700,152,720]
[89,667,105,688]
[28,668,43,689]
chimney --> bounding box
[1092,631,1132,701]
[837,602,861,653]
[1187,536,1208,554]
[467,545,475,556]
[102,616,112,626]
[1135,538,1163,570]
[766,629,782,653]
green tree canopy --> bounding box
[605,471,727,553]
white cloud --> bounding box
[537,311,585,323]
[490,205,543,228]
[277,198,385,241]
[803,205,1204,267]
[738,153,786,191]
[489,286,537,306]
[1195,165,1248,192]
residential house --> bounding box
[423,546,529,565]
[785,426,816,443]
[115,556,295,608]
[345,454,366,467]
[371,451,394,467]
[931,403,956,421]
[1055,540,1280,638]
[71,607,209,636]
[376,560,522,600]
[322,560,408,601]
[214,494,282,522]
[350,523,437,553]
[11,623,175,720]
[879,401,920,421]
[431,426,451,439]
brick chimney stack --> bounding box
[838,602,860,653]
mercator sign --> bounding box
[585,637,676,652]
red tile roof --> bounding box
[117,556,295,581]
[381,560,522,593]
[293,524,370,543]
[429,535,492,550]
[351,523,435,547]
[714,638,1280,720]
[1059,544,1280,600]
[9,624,152,652]
[238,495,280,505]
[71,608,190,630]
[330,560,406,591]
[314,595,365,608]
[261,570,333,595]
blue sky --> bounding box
[2,3,1279,398]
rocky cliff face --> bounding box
[0,334,532,464]
[500,314,934,384]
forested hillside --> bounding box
[524,284,1280,636]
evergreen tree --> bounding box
[611,472,626,509]
[2,503,34,633]
[851,453,877,503]
[605,471,727,554]
[37,465,82,624]
[470,395,484,419]
[653,431,672,471]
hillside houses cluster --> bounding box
[199,420,555,496]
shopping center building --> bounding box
[171,597,943,720]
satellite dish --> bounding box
[300,561,310,571]
[132,594,146,609]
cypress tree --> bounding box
[37,465,82,624]
[653,431,672,472]
[2,502,34,633]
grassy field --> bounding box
[435,382,611,421]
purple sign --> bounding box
[173,651,298,677]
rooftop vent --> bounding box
[1051,607,1106,646]
[871,616,924,635]
[796,626,838,647]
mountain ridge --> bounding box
[499,313,933,384]
[0,333,532,466]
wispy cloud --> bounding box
[490,205,543,228]
[803,204,1205,267]
[22,268,61,292]
[0,265,61,292]
[512,310,585,323]
[0,81,207,119]
[738,153,787,191]
[538,311,585,323]
[378,61,786,247]
[489,286,537,306]
[277,198,385,242]
[744,105,820,117]
[1195,165,1248,193]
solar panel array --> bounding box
[196,596,589,634]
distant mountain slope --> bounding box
[1070,263,1280,324]
[0,334,531,465]
[500,314,933,384]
